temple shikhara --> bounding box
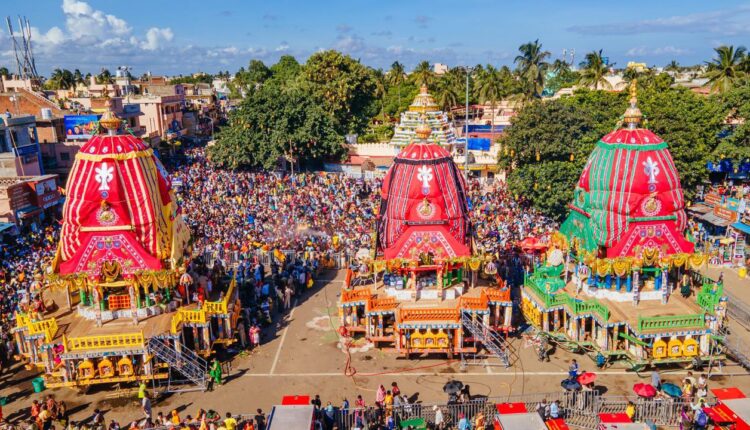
[389,84,457,149]
[340,118,515,362]
[12,100,240,390]
[522,82,726,369]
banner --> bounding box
[64,115,101,140]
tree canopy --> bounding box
[209,86,344,169]
[302,50,378,135]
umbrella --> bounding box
[578,372,597,385]
[443,380,464,395]
[561,378,581,391]
[661,383,683,398]
[633,383,657,398]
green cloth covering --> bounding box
[560,209,598,254]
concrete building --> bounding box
[0,115,43,177]
[0,174,62,226]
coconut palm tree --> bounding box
[373,68,388,123]
[551,59,571,75]
[387,61,406,108]
[411,60,434,87]
[48,68,75,90]
[665,60,681,73]
[435,69,462,116]
[514,39,550,99]
[474,65,510,141]
[73,69,85,86]
[578,50,612,90]
[704,45,747,93]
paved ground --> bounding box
[2,269,750,425]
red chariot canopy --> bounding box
[377,128,471,260]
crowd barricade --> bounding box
[329,391,713,430]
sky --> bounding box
[2,0,750,76]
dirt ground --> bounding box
[2,269,750,425]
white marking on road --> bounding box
[243,370,750,377]
[270,298,297,375]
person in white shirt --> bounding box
[433,405,444,429]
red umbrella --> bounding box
[633,382,657,398]
[578,372,597,385]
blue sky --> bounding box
[2,0,750,75]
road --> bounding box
[2,269,750,425]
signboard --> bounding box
[64,115,101,140]
[27,176,60,209]
[15,144,38,156]
[704,193,722,207]
[714,206,739,222]
[8,183,33,211]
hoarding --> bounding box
[64,115,101,140]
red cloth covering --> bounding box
[495,402,528,414]
[281,395,310,406]
[598,413,632,423]
[377,140,470,259]
[606,220,695,258]
[56,133,185,277]
[546,418,570,430]
[703,404,748,427]
[713,388,747,400]
[564,125,694,258]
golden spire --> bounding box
[415,114,432,140]
[98,92,122,135]
[623,79,642,129]
[420,83,428,95]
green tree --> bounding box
[704,45,748,93]
[73,69,85,86]
[302,50,378,135]
[434,70,461,116]
[665,60,681,73]
[269,55,302,88]
[387,61,406,108]
[711,82,750,162]
[501,99,599,219]
[373,68,388,122]
[514,39,550,99]
[95,68,113,85]
[578,50,612,90]
[47,68,75,90]
[411,60,434,87]
[474,65,510,139]
[501,85,724,218]
[209,86,344,169]
[0,67,9,78]
[637,85,725,195]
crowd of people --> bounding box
[467,179,555,256]
[0,222,59,374]
[168,148,381,267]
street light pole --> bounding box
[465,69,470,182]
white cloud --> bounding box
[568,6,750,36]
[626,46,690,57]
[62,0,131,40]
[5,0,478,75]
[141,27,174,51]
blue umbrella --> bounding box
[661,382,682,398]
[561,378,581,391]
